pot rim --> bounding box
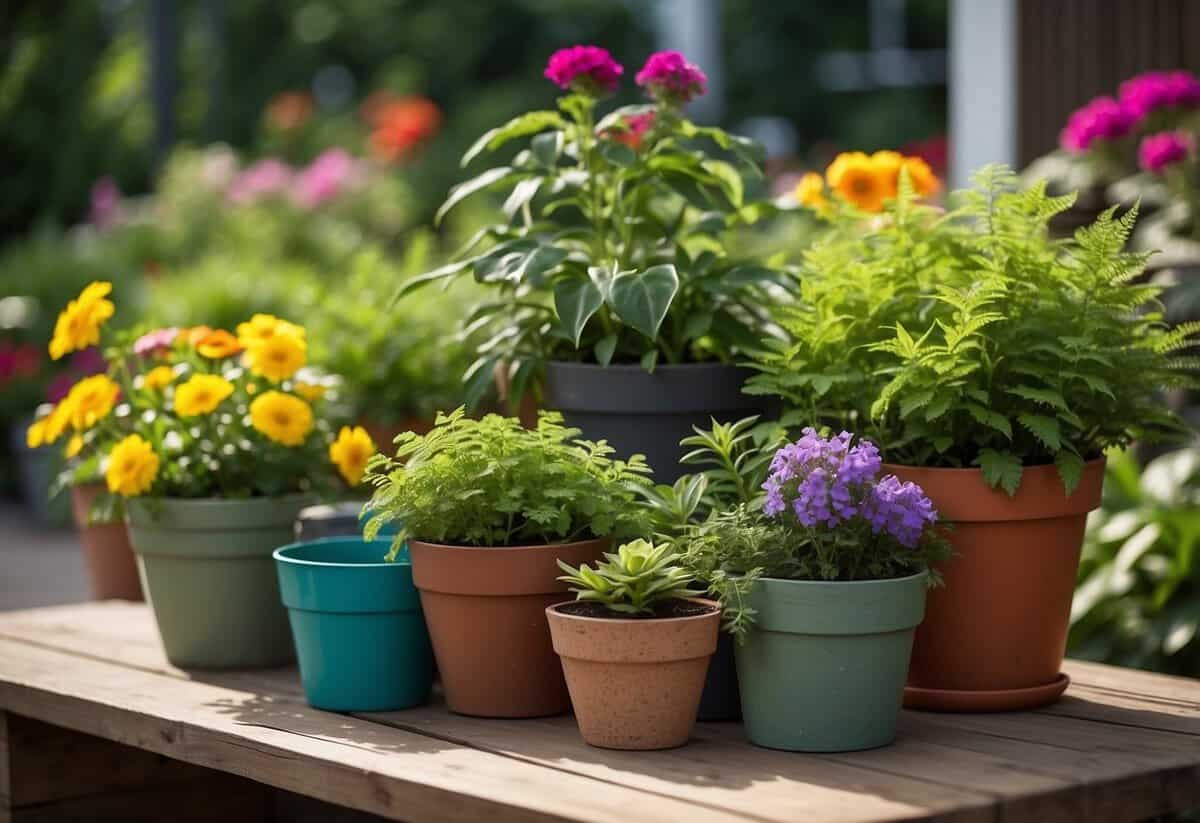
[408,536,609,552]
[881,457,1106,475]
[274,537,403,569]
[544,360,743,373]
[752,569,930,588]
[546,596,720,625]
[129,492,316,508]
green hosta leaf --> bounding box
[609,264,679,340]
[1018,412,1062,451]
[594,333,618,366]
[977,448,1023,496]
[1055,451,1084,496]
[436,166,516,225]
[462,111,564,167]
[554,278,604,347]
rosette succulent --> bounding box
[557,539,696,616]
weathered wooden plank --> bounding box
[0,637,736,823]
[1064,659,1200,706]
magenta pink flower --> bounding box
[635,51,707,105]
[226,159,293,205]
[1119,70,1200,121]
[291,148,364,209]
[89,176,123,232]
[1138,130,1194,174]
[133,328,179,357]
[544,46,623,95]
[1059,96,1135,153]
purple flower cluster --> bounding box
[635,50,708,104]
[1059,96,1135,153]
[543,46,624,95]
[762,428,937,548]
[1138,130,1194,174]
[1119,70,1200,121]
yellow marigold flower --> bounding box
[144,365,176,391]
[245,332,306,382]
[250,391,314,446]
[795,172,828,210]
[330,426,376,486]
[66,374,120,431]
[174,374,235,417]
[105,434,159,497]
[294,381,326,401]
[826,151,889,213]
[900,156,941,196]
[246,382,259,395]
[195,329,243,359]
[25,415,48,449]
[65,434,84,458]
[236,314,306,349]
[42,400,73,444]
[49,281,115,360]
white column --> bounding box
[653,0,724,123]
[949,0,1017,188]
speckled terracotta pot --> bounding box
[546,599,720,750]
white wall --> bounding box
[949,0,1017,187]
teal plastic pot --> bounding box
[274,538,432,711]
[126,496,311,669]
[735,572,928,752]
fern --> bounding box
[748,164,1195,493]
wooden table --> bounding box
[0,602,1197,823]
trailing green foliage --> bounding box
[557,539,696,616]
[748,165,1198,493]
[363,408,650,557]
[1070,448,1200,676]
[400,85,797,406]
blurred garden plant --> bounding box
[793,150,940,216]
[400,45,797,405]
[1071,448,1200,675]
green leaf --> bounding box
[977,449,1024,496]
[1008,385,1070,411]
[609,264,680,340]
[594,334,618,366]
[599,141,637,167]
[461,111,564,167]
[530,131,562,168]
[436,166,515,225]
[683,311,713,339]
[553,278,604,347]
[641,350,659,373]
[1018,412,1062,451]
[700,159,744,207]
[1055,451,1084,496]
[502,177,543,218]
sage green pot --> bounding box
[127,496,312,669]
[735,571,928,752]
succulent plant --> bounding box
[557,539,696,616]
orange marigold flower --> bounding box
[195,329,242,359]
[826,152,889,213]
[900,156,941,196]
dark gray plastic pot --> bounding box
[542,362,767,483]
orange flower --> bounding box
[369,97,442,164]
[185,326,214,346]
[195,329,242,359]
[870,150,904,198]
[265,91,313,131]
[826,152,889,213]
[900,156,941,196]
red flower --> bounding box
[368,96,442,164]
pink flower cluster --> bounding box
[132,327,179,357]
[226,158,293,205]
[225,149,365,209]
[1138,130,1194,174]
[1119,71,1200,120]
[89,177,123,232]
[1060,96,1135,153]
[635,50,708,105]
[543,46,623,95]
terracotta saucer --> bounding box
[903,673,1070,712]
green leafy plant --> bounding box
[557,538,696,616]
[1070,448,1200,675]
[399,46,796,405]
[363,408,651,557]
[748,165,1199,494]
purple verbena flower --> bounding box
[860,475,938,548]
[762,427,882,528]
[1138,130,1193,174]
[635,50,707,105]
[544,46,623,96]
[1060,96,1135,154]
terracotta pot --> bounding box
[547,599,719,750]
[358,417,434,455]
[888,459,1105,711]
[70,484,142,601]
[409,537,609,717]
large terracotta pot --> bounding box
[888,459,1105,711]
[409,537,609,718]
[70,484,142,601]
[547,598,719,750]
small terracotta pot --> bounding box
[888,459,1105,710]
[547,599,720,750]
[409,537,609,718]
[70,484,142,601]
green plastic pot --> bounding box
[127,495,312,669]
[735,571,928,752]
